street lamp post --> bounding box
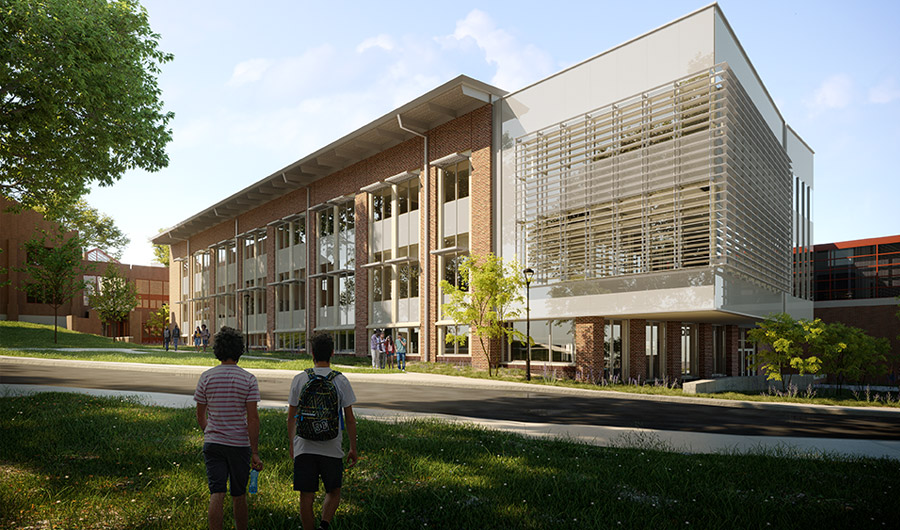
[523,267,534,381]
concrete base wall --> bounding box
[683,374,825,394]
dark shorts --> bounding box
[293,453,343,493]
[203,443,251,496]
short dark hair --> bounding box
[310,333,334,362]
[213,326,244,361]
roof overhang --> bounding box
[153,75,506,246]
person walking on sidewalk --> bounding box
[288,333,358,530]
[172,324,181,351]
[163,326,171,352]
[194,326,263,530]
[369,329,383,369]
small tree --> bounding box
[441,253,525,377]
[747,313,829,391]
[89,263,139,338]
[17,229,89,342]
[145,303,170,339]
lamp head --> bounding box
[523,267,534,285]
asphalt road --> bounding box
[2,362,899,440]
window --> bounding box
[681,324,698,376]
[293,220,306,245]
[442,160,469,203]
[713,325,726,376]
[604,320,625,379]
[293,269,305,311]
[319,210,334,236]
[738,328,756,376]
[373,189,392,221]
[339,203,355,231]
[645,322,665,380]
[397,179,420,214]
[503,320,575,363]
[442,325,469,355]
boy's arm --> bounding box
[344,405,358,468]
[246,401,263,470]
[195,403,207,431]
[287,404,297,460]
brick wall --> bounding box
[725,324,740,377]
[575,316,605,382]
[629,319,647,382]
[816,304,900,384]
[698,323,714,378]
[665,321,682,381]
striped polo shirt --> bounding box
[194,364,261,447]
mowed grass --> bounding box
[1,393,897,530]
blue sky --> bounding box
[87,0,900,265]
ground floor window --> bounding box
[739,328,756,376]
[604,320,625,379]
[247,332,266,349]
[681,324,698,376]
[318,329,354,354]
[645,322,665,380]
[440,324,469,355]
[276,331,306,352]
[503,320,575,363]
[384,326,418,356]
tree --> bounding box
[152,228,170,267]
[17,229,89,343]
[36,199,130,259]
[0,0,174,214]
[89,263,139,338]
[441,253,525,377]
[819,322,889,393]
[145,302,170,339]
[747,313,830,391]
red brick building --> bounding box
[1,197,169,342]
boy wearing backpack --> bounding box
[287,333,358,530]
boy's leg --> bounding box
[321,487,342,526]
[300,491,316,530]
[208,492,226,530]
[232,494,248,530]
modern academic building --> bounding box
[153,4,816,382]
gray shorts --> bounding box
[203,443,251,496]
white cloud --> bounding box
[357,34,396,53]
[869,78,900,104]
[226,58,273,86]
[806,74,853,114]
[440,9,554,90]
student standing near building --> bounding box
[384,333,395,370]
[194,326,263,530]
[287,333,358,530]
[369,329,381,369]
[201,324,211,352]
[396,334,407,371]
[173,324,181,351]
[194,326,203,351]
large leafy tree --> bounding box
[441,253,525,377]
[0,0,174,214]
[89,262,139,337]
[17,229,89,342]
[36,199,130,259]
[819,322,889,393]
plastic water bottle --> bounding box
[248,469,259,494]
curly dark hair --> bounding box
[310,333,334,362]
[213,326,244,362]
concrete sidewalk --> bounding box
[3,362,900,461]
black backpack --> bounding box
[296,368,342,441]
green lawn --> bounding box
[1,392,897,529]
[2,320,898,407]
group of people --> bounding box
[369,329,407,370]
[162,324,210,352]
[195,327,356,530]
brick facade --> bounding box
[628,319,647,382]
[575,316,605,382]
[665,321,682,381]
